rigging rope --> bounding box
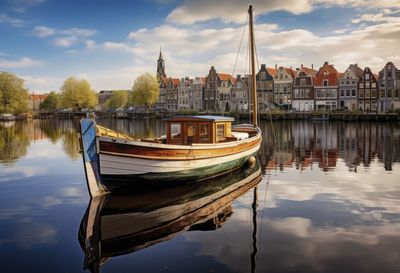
[232,14,249,78]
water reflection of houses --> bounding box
[260,121,400,172]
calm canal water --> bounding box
[0,119,399,273]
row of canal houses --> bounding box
[156,50,400,112]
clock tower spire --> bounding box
[156,47,166,82]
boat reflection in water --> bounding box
[78,157,262,273]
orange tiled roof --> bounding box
[267,68,277,76]
[284,67,295,78]
[217,73,234,82]
[29,93,48,101]
[300,66,317,76]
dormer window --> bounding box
[323,71,328,76]
[323,79,328,86]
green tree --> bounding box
[130,73,159,111]
[40,91,60,111]
[106,90,129,109]
[60,77,97,110]
[0,72,29,114]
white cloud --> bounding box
[53,36,77,47]
[31,25,97,48]
[22,75,63,91]
[0,13,24,27]
[352,13,400,24]
[166,0,400,24]
[32,25,56,37]
[167,0,313,24]
[8,0,46,13]
[0,57,43,69]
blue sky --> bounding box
[0,0,400,92]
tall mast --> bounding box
[248,5,257,127]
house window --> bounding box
[346,90,350,96]
[305,89,310,98]
[323,80,328,86]
[371,89,377,98]
[352,90,356,96]
[341,90,345,97]
[359,90,364,98]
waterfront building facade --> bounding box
[379,62,400,112]
[231,75,249,112]
[255,64,274,112]
[28,93,48,111]
[165,77,180,111]
[358,67,378,112]
[98,90,114,110]
[204,66,234,112]
[274,67,295,109]
[177,77,191,110]
[157,78,168,109]
[190,77,205,111]
[338,64,363,111]
[314,62,339,110]
[292,71,314,111]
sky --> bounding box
[0,0,400,93]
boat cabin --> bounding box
[165,116,235,145]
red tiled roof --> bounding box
[171,78,180,86]
[314,62,338,86]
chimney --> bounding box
[311,64,314,69]
[236,74,241,79]
[324,61,328,66]
[301,64,303,69]
[275,64,277,70]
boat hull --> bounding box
[100,148,259,189]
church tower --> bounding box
[156,47,166,82]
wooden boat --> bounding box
[78,159,262,273]
[79,5,261,197]
[0,113,16,121]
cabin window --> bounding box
[217,124,225,140]
[186,124,196,144]
[199,124,210,141]
[170,123,181,139]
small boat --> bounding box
[80,116,261,195]
[80,5,262,197]
[79,159,262,273]
[0,113,16,121]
